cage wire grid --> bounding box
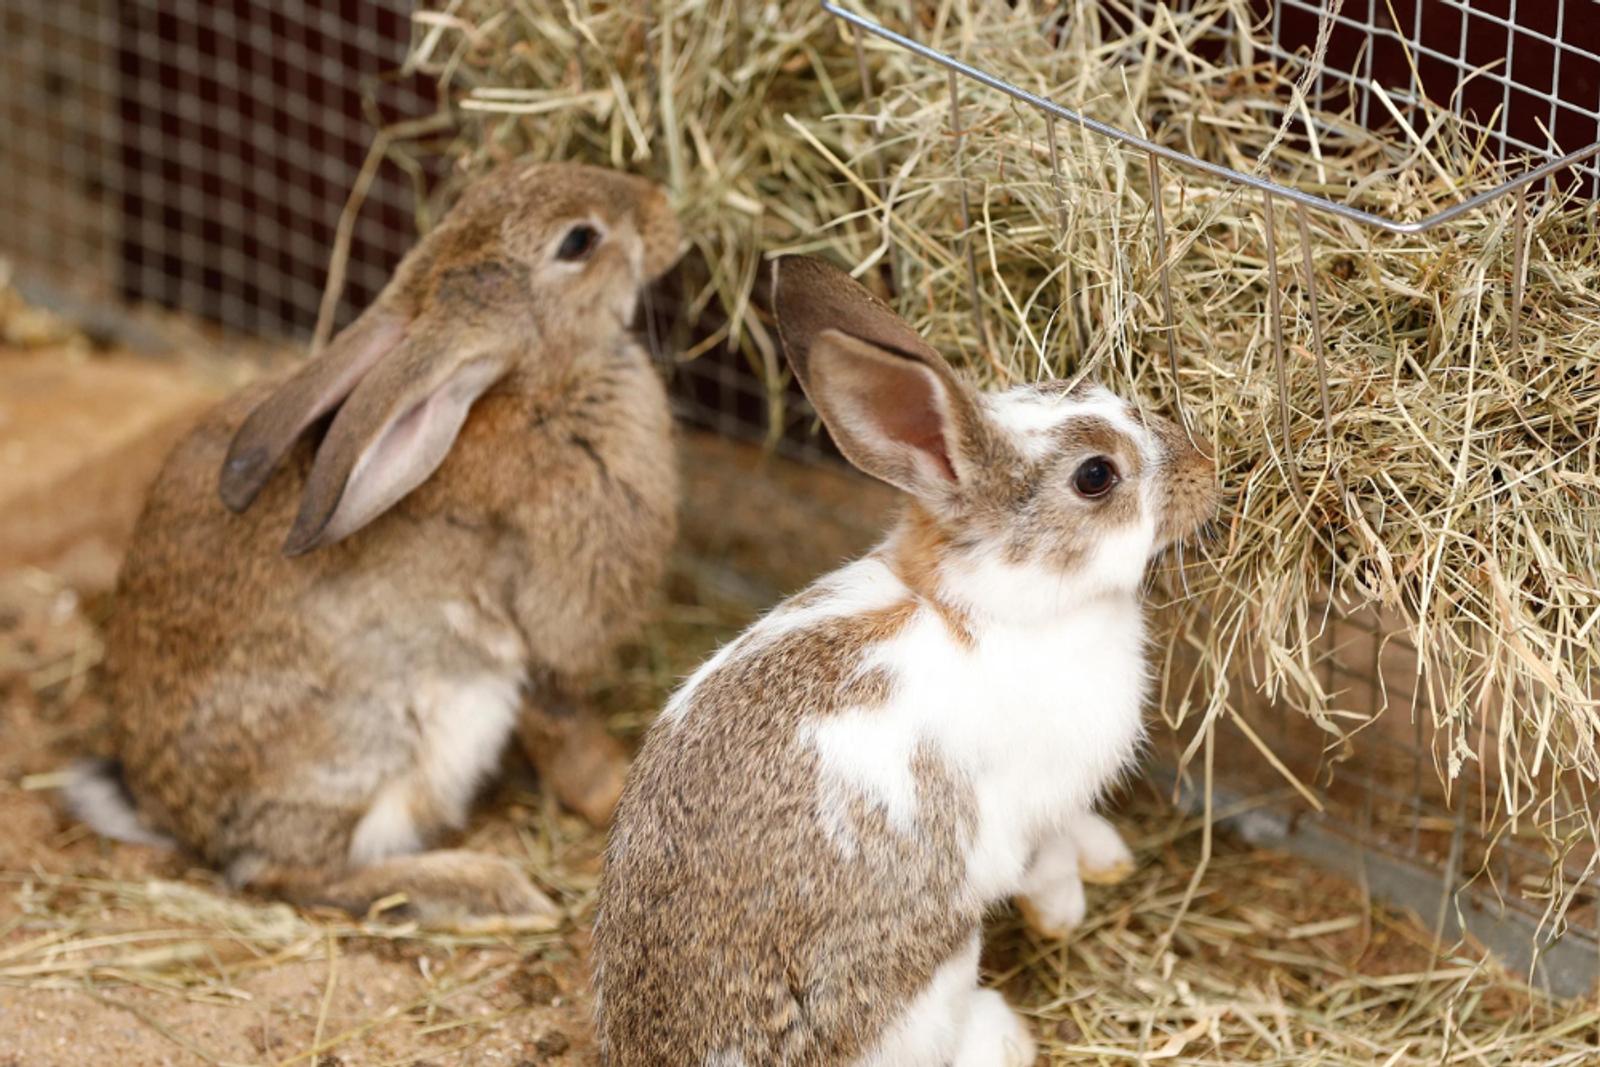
[0,0,435,339]
[824,0,1600,991]
[0,0,821,457]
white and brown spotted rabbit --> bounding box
[65,161,682,923]
[593,255,1218,1064]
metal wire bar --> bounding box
[852,24,887,202]
[1045,119,1068,235]
[1043,117,1084,357]
[1294,203,1333,449]
[1271,0,1600,145]
[1511,183,1528,359]
[852,20,899,292]
[1262,191,1298,490]
[1147,151,1185,425]
[823,3,1600,235]
[947,69,990,355]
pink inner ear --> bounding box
[888,391,956,481]
[855,360,957,483]
[307,357,505,549]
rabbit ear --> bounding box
[803,330,985,497]
[773,255,985,498]
[219,312,408,513]
[280,340,508,556]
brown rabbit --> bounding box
[593,256,1218,1064]
[65,161,682,923]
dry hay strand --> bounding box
[409,0,1600,943]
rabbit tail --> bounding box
[62,758,175,849]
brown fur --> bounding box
[884,506,976,648]
[1145,417,1217,550]
[594,595,978,1065]
[89,161,682,921]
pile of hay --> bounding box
[409,2,1599,934]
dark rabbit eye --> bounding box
[1073,456,1118,498]
[556,224,601,262]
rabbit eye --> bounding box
[1073,456,1118,499]
[556,224,601,262]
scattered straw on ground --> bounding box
[4,545,1592,1065]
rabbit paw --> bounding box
[520,701,631,827]
[954,989,1037,1067]
[323,850,561,928]
[1072,811,1137,886]
[1016,872,1087,939]
[1016,813,1135,938]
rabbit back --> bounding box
[595,512,1151,1064]
[595,558,993,1064]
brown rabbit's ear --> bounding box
[219,312,407,513]
[773,255,985,498]
[280,342,508,557]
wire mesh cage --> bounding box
[0,0,824,457]
[0,0,441,340]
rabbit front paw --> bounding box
[1071,811,1137,885]
[1016,813,1135,938]
[519,698,630,827]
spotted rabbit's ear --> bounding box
[218,310,407,515]
[772,255,987,499]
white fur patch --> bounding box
[349,781,423,865]
[415,673,524,825]
[797,581,1148,903]
[61,760,173,849]
[981,390,1074,461]
[802,704,923,854]
[982,383,1146,464]
[854,936,976,1066]
[348,671,523,866]
[937,525,1156,624]
[856,936,1032,1066]
[954,989,1037,1067]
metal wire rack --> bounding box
[822,0,1600,994]
[827,1,1600,451]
